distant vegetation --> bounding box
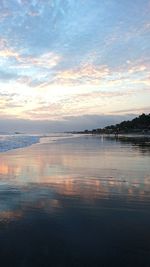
[78,113,150,134]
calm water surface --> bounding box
[0,135,150,267]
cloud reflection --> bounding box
[0,135,150,222]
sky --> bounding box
[0,0,150,132]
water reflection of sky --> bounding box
[0,135,150,222]
[0,135,150,267]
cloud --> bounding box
[25,102,65,120]
[0,38,21,62]
[0,0,150,126]
[0,56,149,122]
[0,49,61,70]
[110,106,150,115]
[27,11,40,17]
[0,8,12,21]
[0,37,61,70]
[0,49,20,59]
[19,52,61,69]
[0,114,136,133]
[0,39,20,61]
[54,64,109,86]
[15,87,142,121]
[0,40,62,85]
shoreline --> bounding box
[0,133,150,155]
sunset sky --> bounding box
[0,0,150,132]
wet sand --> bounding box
[0,135,150,266]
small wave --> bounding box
[0,135,40,152]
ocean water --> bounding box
[0,134,40,152]
[0,133,76,152]
[0,134,150,266]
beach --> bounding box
[0,134,150,266]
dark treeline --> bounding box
[77,113,150,134]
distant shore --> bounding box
[70,113,150,136]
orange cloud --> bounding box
[0,38,61,69]
[55,64,109,86]
[0,38,21,61]
[128,65,147,74]
[0,49,20,60]
[20,52,61,69]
